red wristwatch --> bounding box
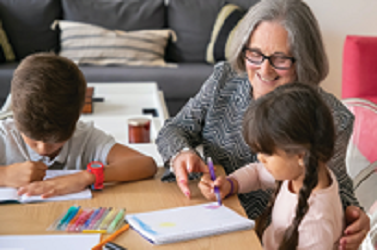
[87,161,104,190]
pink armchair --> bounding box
[342,36,377,250]
[342,35,377,104]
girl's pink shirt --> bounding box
[230,163,344,250]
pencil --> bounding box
[91,223,130,250]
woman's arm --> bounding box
[327,115,359,208]
[156,62,232,167]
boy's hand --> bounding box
[17,171,95,198]
[5,161,47,187]
[198,174,230,201]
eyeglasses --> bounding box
[242,47,296,70]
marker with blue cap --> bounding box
[56,205,77,229]
[60,205,81,230]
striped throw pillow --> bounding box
[54,20,176,67]
[206,4,245,64]
[0,20,15,63]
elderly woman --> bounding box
[156,0,369,249]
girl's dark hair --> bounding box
[242,82,335,249]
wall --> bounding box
[305,0,377,98]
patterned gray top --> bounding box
[156,61,359,219]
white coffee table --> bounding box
[79,82,169,166]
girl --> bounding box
[199,82,344,249]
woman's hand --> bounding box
[172,151,208,198]
[17,171,95,198]
[339,206,370,250]
[198,174,232,201]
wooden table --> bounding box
[0,169,262,250]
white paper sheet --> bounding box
[0,234,101,250]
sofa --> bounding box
[0,0,259,116]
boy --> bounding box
[0,53,157,198]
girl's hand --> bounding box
[198,174,231,201]
[4,161,47,187]
[17,171,95,198]
[172,151,208,198]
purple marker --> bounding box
[207,157,222,206]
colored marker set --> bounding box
[48,206,126,233]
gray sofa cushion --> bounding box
[206,4,245,64]
[0,0,61,60]
[166,0,223,63]
[166,0,259,63]
[61,0,165,31]
[231,0,260,10]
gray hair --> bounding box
[229,0,328,86]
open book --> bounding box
[125,202,255,245]
[0,170,92,204]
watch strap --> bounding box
[87,161,104,190]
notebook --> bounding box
[0,170,92,204]
[125,202,255,245]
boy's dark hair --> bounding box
[242,82,335,250]
[11,53,87,143]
